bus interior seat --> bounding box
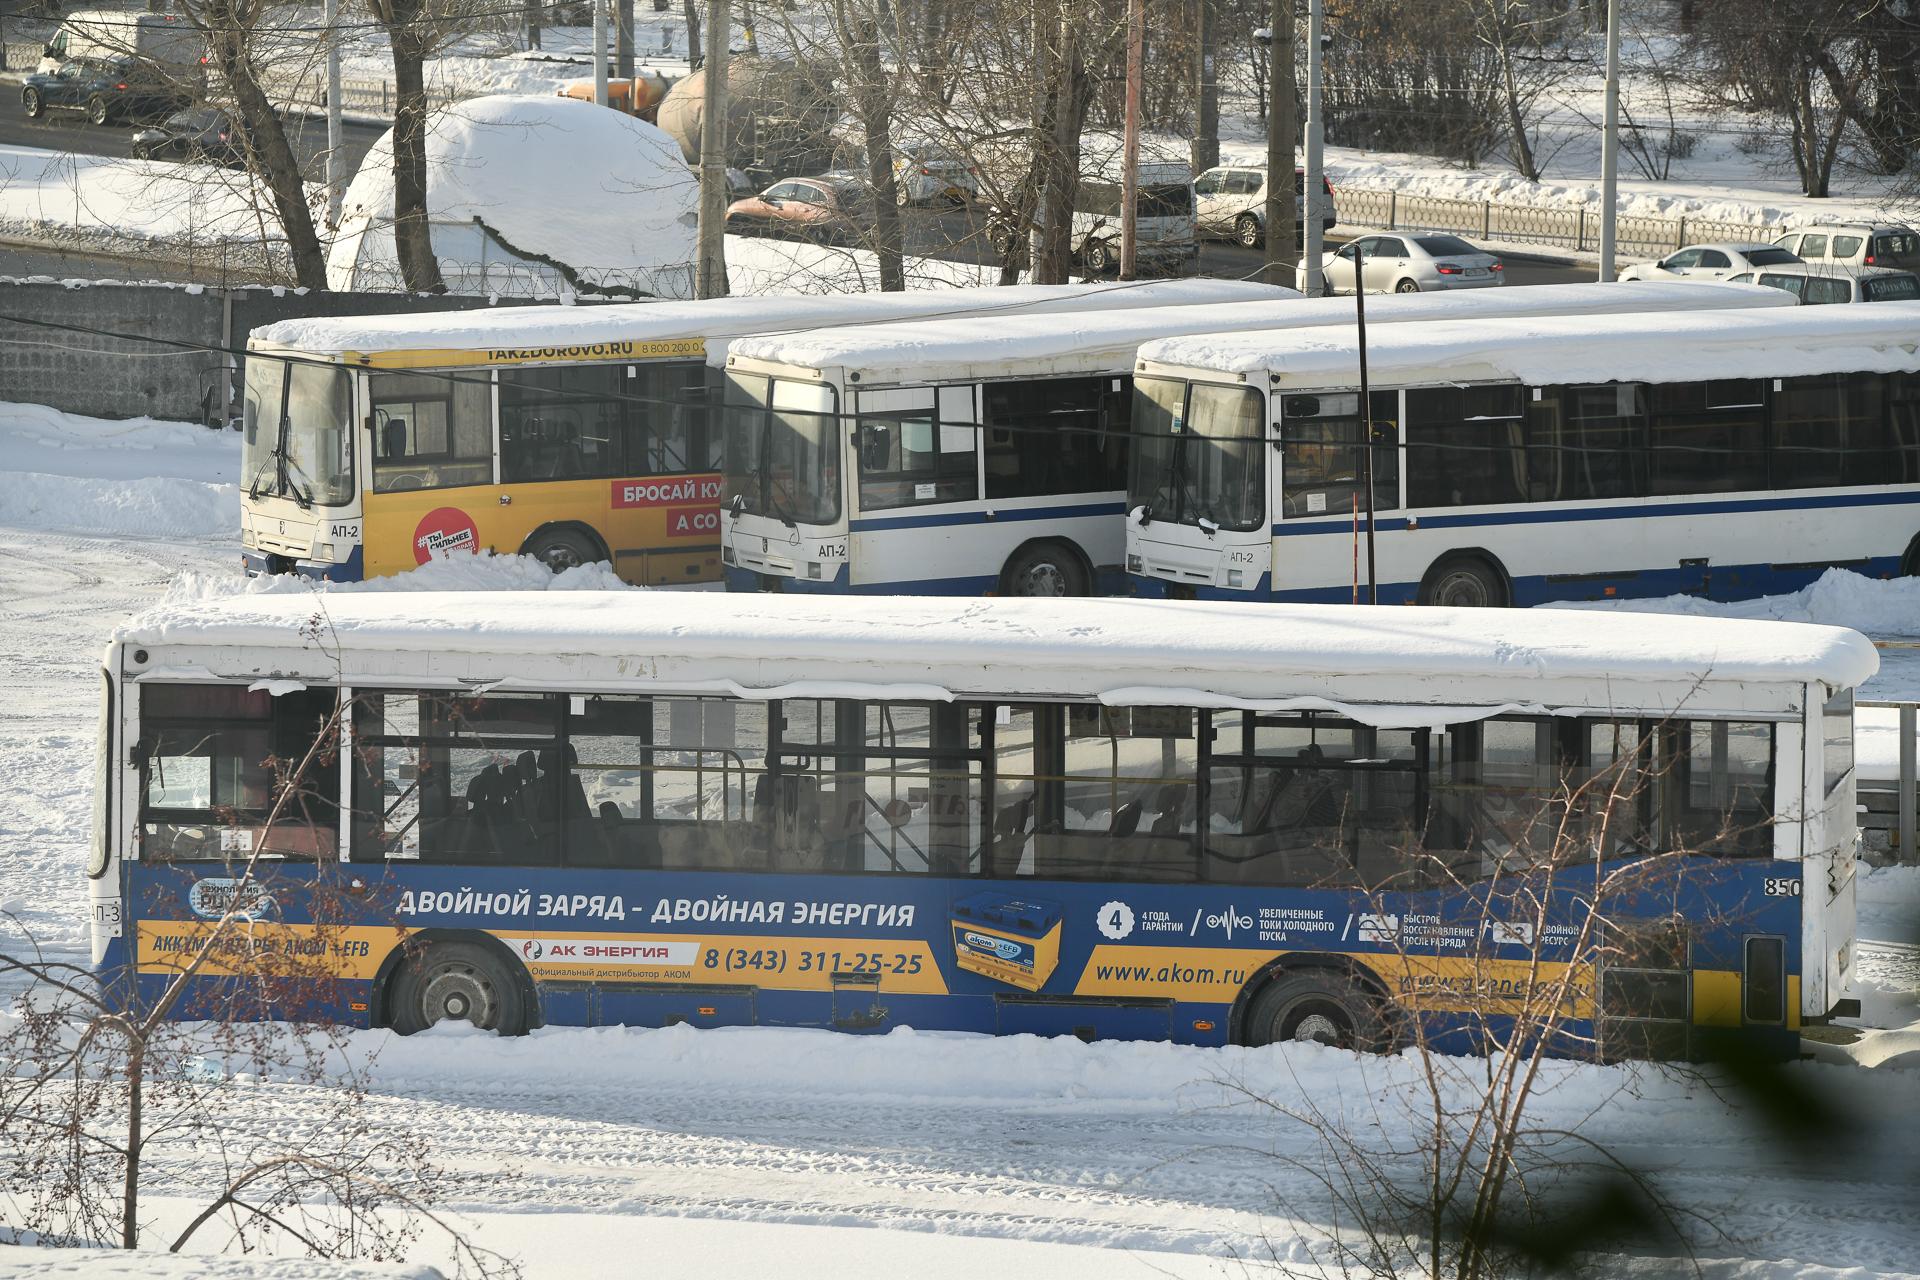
[380,419,408,459]
[1148,782,1188,837]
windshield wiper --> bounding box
[245,454,277,502]
[281,453,316,511]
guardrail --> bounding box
[1332,186,1777,261]
[1859,699,1916,864]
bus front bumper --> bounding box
[241,545,364,582]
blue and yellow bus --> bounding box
[95,592,1869,1057]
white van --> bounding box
[38,11,204,79]
[1729,262,1920,304]
[1773,223,1920,271]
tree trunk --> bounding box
[386,15,444,292]
[684,0,702,68]
[119,1038,143,1248]
[1035,14,1089,284]
[525,0,541,50]
[193,1,330,289]
[847,15,904,290]
[1496,34,1537,180]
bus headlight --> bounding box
[806,561,823,580]
[1227,568,1244,588]
[723,545,736,565]
[314,542,336,563]
[1126,554,1142,573]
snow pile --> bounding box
[165,552,638,603]
[0,403,235,540]
[725,235,1015,295]
[327,95,699,299]
[1551,568,1920,636]
[0,1244,442,1279]
[0,146,298,248]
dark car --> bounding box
[132,106,245,166]
[22,57,188,126]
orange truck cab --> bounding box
[557,74,669,123]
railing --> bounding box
[1331,186,1777,260]
[1858,699,1916,864]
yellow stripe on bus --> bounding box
[339,338,709,369]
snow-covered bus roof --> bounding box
[245,280,1290,369]
[722,282,1794,388]
[1139,298,1920,390]
[113,592,1872,725]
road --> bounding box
[0,96,390,181]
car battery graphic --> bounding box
[950,892,1062,992]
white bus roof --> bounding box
[723,282,1794,388]
[114,593,1871,725]
[1139,298,1920,389]
[245,280,1289,366]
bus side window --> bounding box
[1530,385,1645,502]
[1772,372,1889,489]
[1405,384,1525,508]
[139,683,338,862]
[982,376,1118,500]
[369,372,491,493]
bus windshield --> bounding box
[723,372,841,525]
[243,359,354,508]
[1127,378,1264,531]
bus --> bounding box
[237,279,1283,587]
[1127,303,1920,607]
[95,591,1868,1059]
[721,282,1793,597]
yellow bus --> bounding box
[238,281,1290,585]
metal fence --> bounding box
[1332,186,1777,260]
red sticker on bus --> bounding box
[413,507,480,563]
[611,474,723,509]
[666,505,721,539]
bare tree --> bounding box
[365,0,450,291]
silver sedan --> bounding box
[1319,232,1504,294]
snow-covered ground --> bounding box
[0,401,1916,1276]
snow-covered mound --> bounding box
[0,402,235,540]
[1548,567,1920,636]
[164,551,637,601]
[327,95,699,299]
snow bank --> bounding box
[166,552,636,604]
[725,235,1015,295]
[0,1244,441,1279]
[1553,568,1920,637]
[0,402,236,540]
[328,95,698,298]
[0,146,296,247]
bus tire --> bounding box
[388,940,529,1036]
[1001,541,1090,597]
[1244,968,1391,1051]
[522,524,605,573]
[1419,553,1509,608]
[1900,532,1920,577]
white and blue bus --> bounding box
[720,283,1792,597]
[97,590,1868,1059]
[1127,303,1920,606]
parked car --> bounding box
[1773,223,1920,271]
[1192,163,1336,248]
[1727,263,1920,304]
[891,140,978,207]
[984,161,1199,277]
[1318,232,1502,294]
[21,57,188,125]
[1616,242,1801,282]
[726,173,873,245]
[131,106,245,166]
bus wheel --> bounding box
[1245,969,1389,1051]
[389,941,527,1036]
[1419,554,1509,608]
[1002,542,1089,597]
[523,526,602,573]
[1900,532,1920,577]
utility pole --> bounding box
[1191,0,1218,173]
[324,0,343,226]
[593,0,609,105]
[1353,239,1377,604]
[697,0,732,298]
[616,0,635,78]
[1119,0,1143,280]
[1301,0,1324,295]
[1598,0,1620,280]
[1263,3,1296,289]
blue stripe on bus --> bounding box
[1268,488,1920,537]
[850,500,1128,533]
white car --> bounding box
[890,141,978,207]
[1319,232,1502,294]
[1617,242,1801,282]
[1773,223,1920,271]
[1192,164,1336,249]
[1729,263,1920,304]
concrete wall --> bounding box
[0,281,541,423]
